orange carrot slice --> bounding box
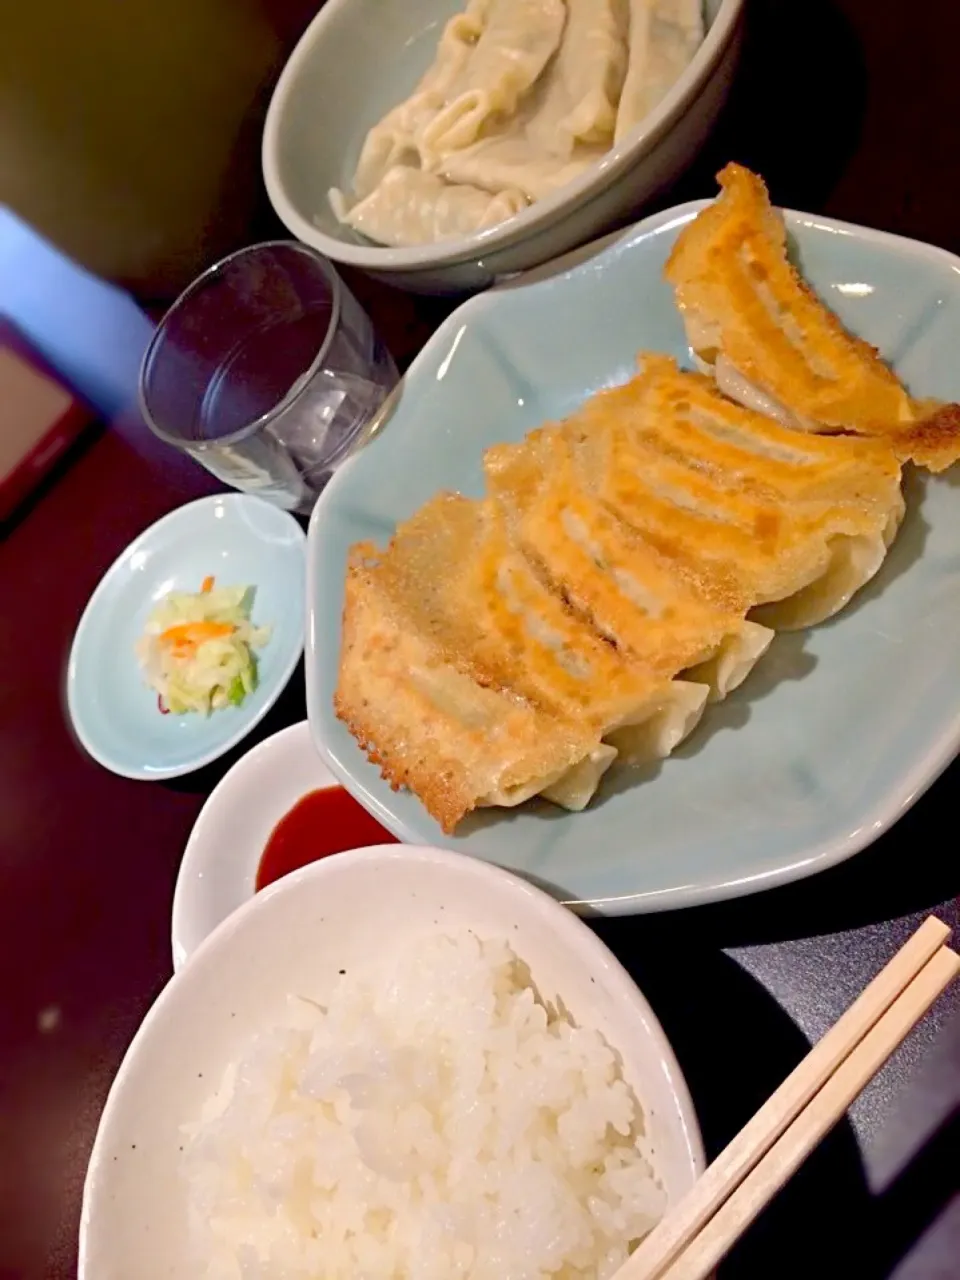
[201,575,215,593]
[160,621,233,648]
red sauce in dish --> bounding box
[255,787,397,891]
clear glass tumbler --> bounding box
[139,241,398,513]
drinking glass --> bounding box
[139,241,398,513]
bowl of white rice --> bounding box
[80,845,704,1279]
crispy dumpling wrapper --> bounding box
[347,494,714,818]
[666,163,960,471]
[376,493,670,735]
[559,355,906,628]
[484,428,758,673]
[336,545,599,833]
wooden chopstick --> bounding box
[655,942,960,1280]
[618,916,955,1280]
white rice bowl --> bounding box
[183,932,665,1279]
[79,846,703,1280]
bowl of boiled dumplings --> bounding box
[262,0,744,294]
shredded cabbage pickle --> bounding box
[135,578,271,716]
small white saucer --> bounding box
[171,721,333,969]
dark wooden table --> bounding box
[2,1,958,1275]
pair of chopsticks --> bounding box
[616,915,959,1280]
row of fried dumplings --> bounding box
[335,165,960,832]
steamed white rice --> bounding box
[181,931,665,1279]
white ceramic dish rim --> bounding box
[306,198,960,914]
[170,720,335,969]
[262,0,743,271]
[67,494,306,782]
[81,843,705,1279]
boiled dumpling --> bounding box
[331,165,527,247]
[438,130,605,202]
[615,0,704,142]
[330,0,707,248]
[419,0,567,163]
[525,0,630,157]
[349,0,490,199]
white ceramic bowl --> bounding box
[171,721,335,970]
[262,0,744,293]
[81,847,704,1278]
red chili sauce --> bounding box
[255,787,398,891]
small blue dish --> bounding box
[68,495,306,781]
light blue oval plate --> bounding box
[68,494,306,781]
[307,201,960,914]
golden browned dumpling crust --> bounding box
[666,163,960,471]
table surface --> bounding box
[2,0,959,1275]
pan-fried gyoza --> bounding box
[335,164,957,833]
[483,424,774,689]
[336,495,716,827]
[552,355,906,630]
[336,544,601,834]
[666,164,960,472]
